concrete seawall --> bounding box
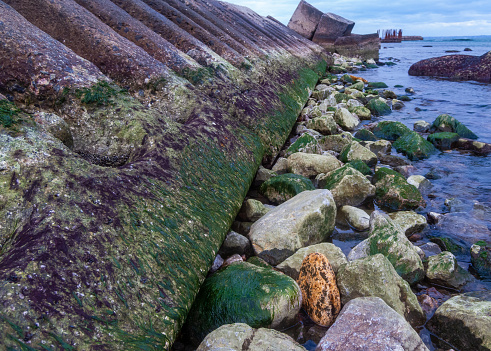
[0,0,329,349]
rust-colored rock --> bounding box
[297,252,341,327]
[409,51,491,82]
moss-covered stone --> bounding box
[306,115,338,135]
[339,141,377,167]
[341,74,354,83]
[366,98,391,116]
[426,251,473,288]
[374,167,425,211]
[351,81,365,91]
[430,114,478,139]
[348,160,373,175]
[367,82,388,88]
[354,129,377,141]
[260,173,315,204]
[372,121,411,141]
[349,106,371,120]
[471,243,491,279]
[393,131,437,160]
[183,262,301,345]
[318,132,353,153]
[286,133,318,156]
[427,132,460,150]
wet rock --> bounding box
[297,253,341,327]
[333,107,360,130]
[244,199,269,222]
[391,99,405,110]
[372,120,411,141]
[232,221,254,236]
[414,120,431,133]
[378,153,411,167]
[316,297,429,351]
[337,254,425,326]
[366,98,392,116]
[360,139,392,155]
[339,141,377,166]
[367,82,388,88]
[277,243,348,280]
[365,211,424,284]
[417,294,439,317]
[405,87,415,94]
[389,211,427,237]
[435,212,491,244]
[382,90,397,99]
[219,231,251,257]
[286,133,320,157]
[318,132,353,152]
[318,164,376,207]
[350,81,365,91]
[456,138,491,155]
[419,242,442,257]
[197,323,306,351]
[185,262,301,345]
[409,51,491,83]
[339,205,370,231]
[221,253,244,269]
[272,157,289,174]
[253,166,277,187]
[374,167,426,211]
[429,114,478,139]
[427,291,491,350]
[287,152,342,178]
[393,131,437,160]
[427,132,460,150]
[407,175,433,193]
[249,189,336,265]
[210,254,224,274]
[354,129,377,141]
[470,242,491,279]
[347,159,373,176]
[259,173,315,204]
[426,251,473,289]
[306,115,338,135]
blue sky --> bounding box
[225,0,491,36]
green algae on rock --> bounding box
[372,120,410,141]
[393,131,437,160]
[426,251,474,289]
[430,114,478,139]
[183,262,301,345]
[286,133,319,156]
[259,173,315,204]
[427,132,460,150]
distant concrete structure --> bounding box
[288,0,380,60]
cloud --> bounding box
[224,0,491,36]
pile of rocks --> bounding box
[287,0,380,60]
[175,64,491,351]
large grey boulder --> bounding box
[318,132,353,152]
[306,115,338,135]
[287,0,323,40]
[312,12,355,48]
[276,243,348,280]
[185,262,302,345]
[318,164,375,207]
[426,251,473,289]
[388,211,427,237]
[427,291,491,351]
[287,152,342,178]
[316,297,429,351]
[339,141,377,166]
[339,205,370,231]
[337,254,425,326]
[197,323,306,351]
[249,189,336,265]
[333,107,360,130]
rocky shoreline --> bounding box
[174,54,491,351]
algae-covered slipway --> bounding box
[0,0,329,349]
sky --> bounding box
[224,0,491,37]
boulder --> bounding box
[374,168,426,211]
[367,82,388,89]
[350,81,365,91]
[354,129,377,141]
[393,131,437,160]
[333,33,381,61]
[367,211,425,284]
[249,189,336,265]
[408,51,491,83]
[427,132,460,150]
[316,297,429,351]
[286,134,322,157]
[312,13,355,49]
[406,175,433,193]
[427,291,491,350]
[287,152,342,178]
[244,199,270,222]
[366,98,392,116]
[339,205,369,231]
[276,243,348,280]
[429,114,478,139]
[456,138,491,155]
[426,251,474,289]
[185,262,301,345]
[272,157,289,174]
[391,99,405,110]
[372,120,411,141]
[197,323,306,351]
[334,108,360,130]
[388,211,427,237]
[361,139,392,155]
[339,141,377,166]
[253,165,277,187]
[383,90,397,99]
[287,0,324,40]
[471,242,491,279]
[219,231,251,257]
[414,120,430,133]
[297,253,341,327]
[259,173,315,204]
[347,159,373,176]
[378,153,411,167]
[318,132,353,152]
[435,212,491,244]
[319,165,375,207]
[337,254,425,326]
[306,115,338,135]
